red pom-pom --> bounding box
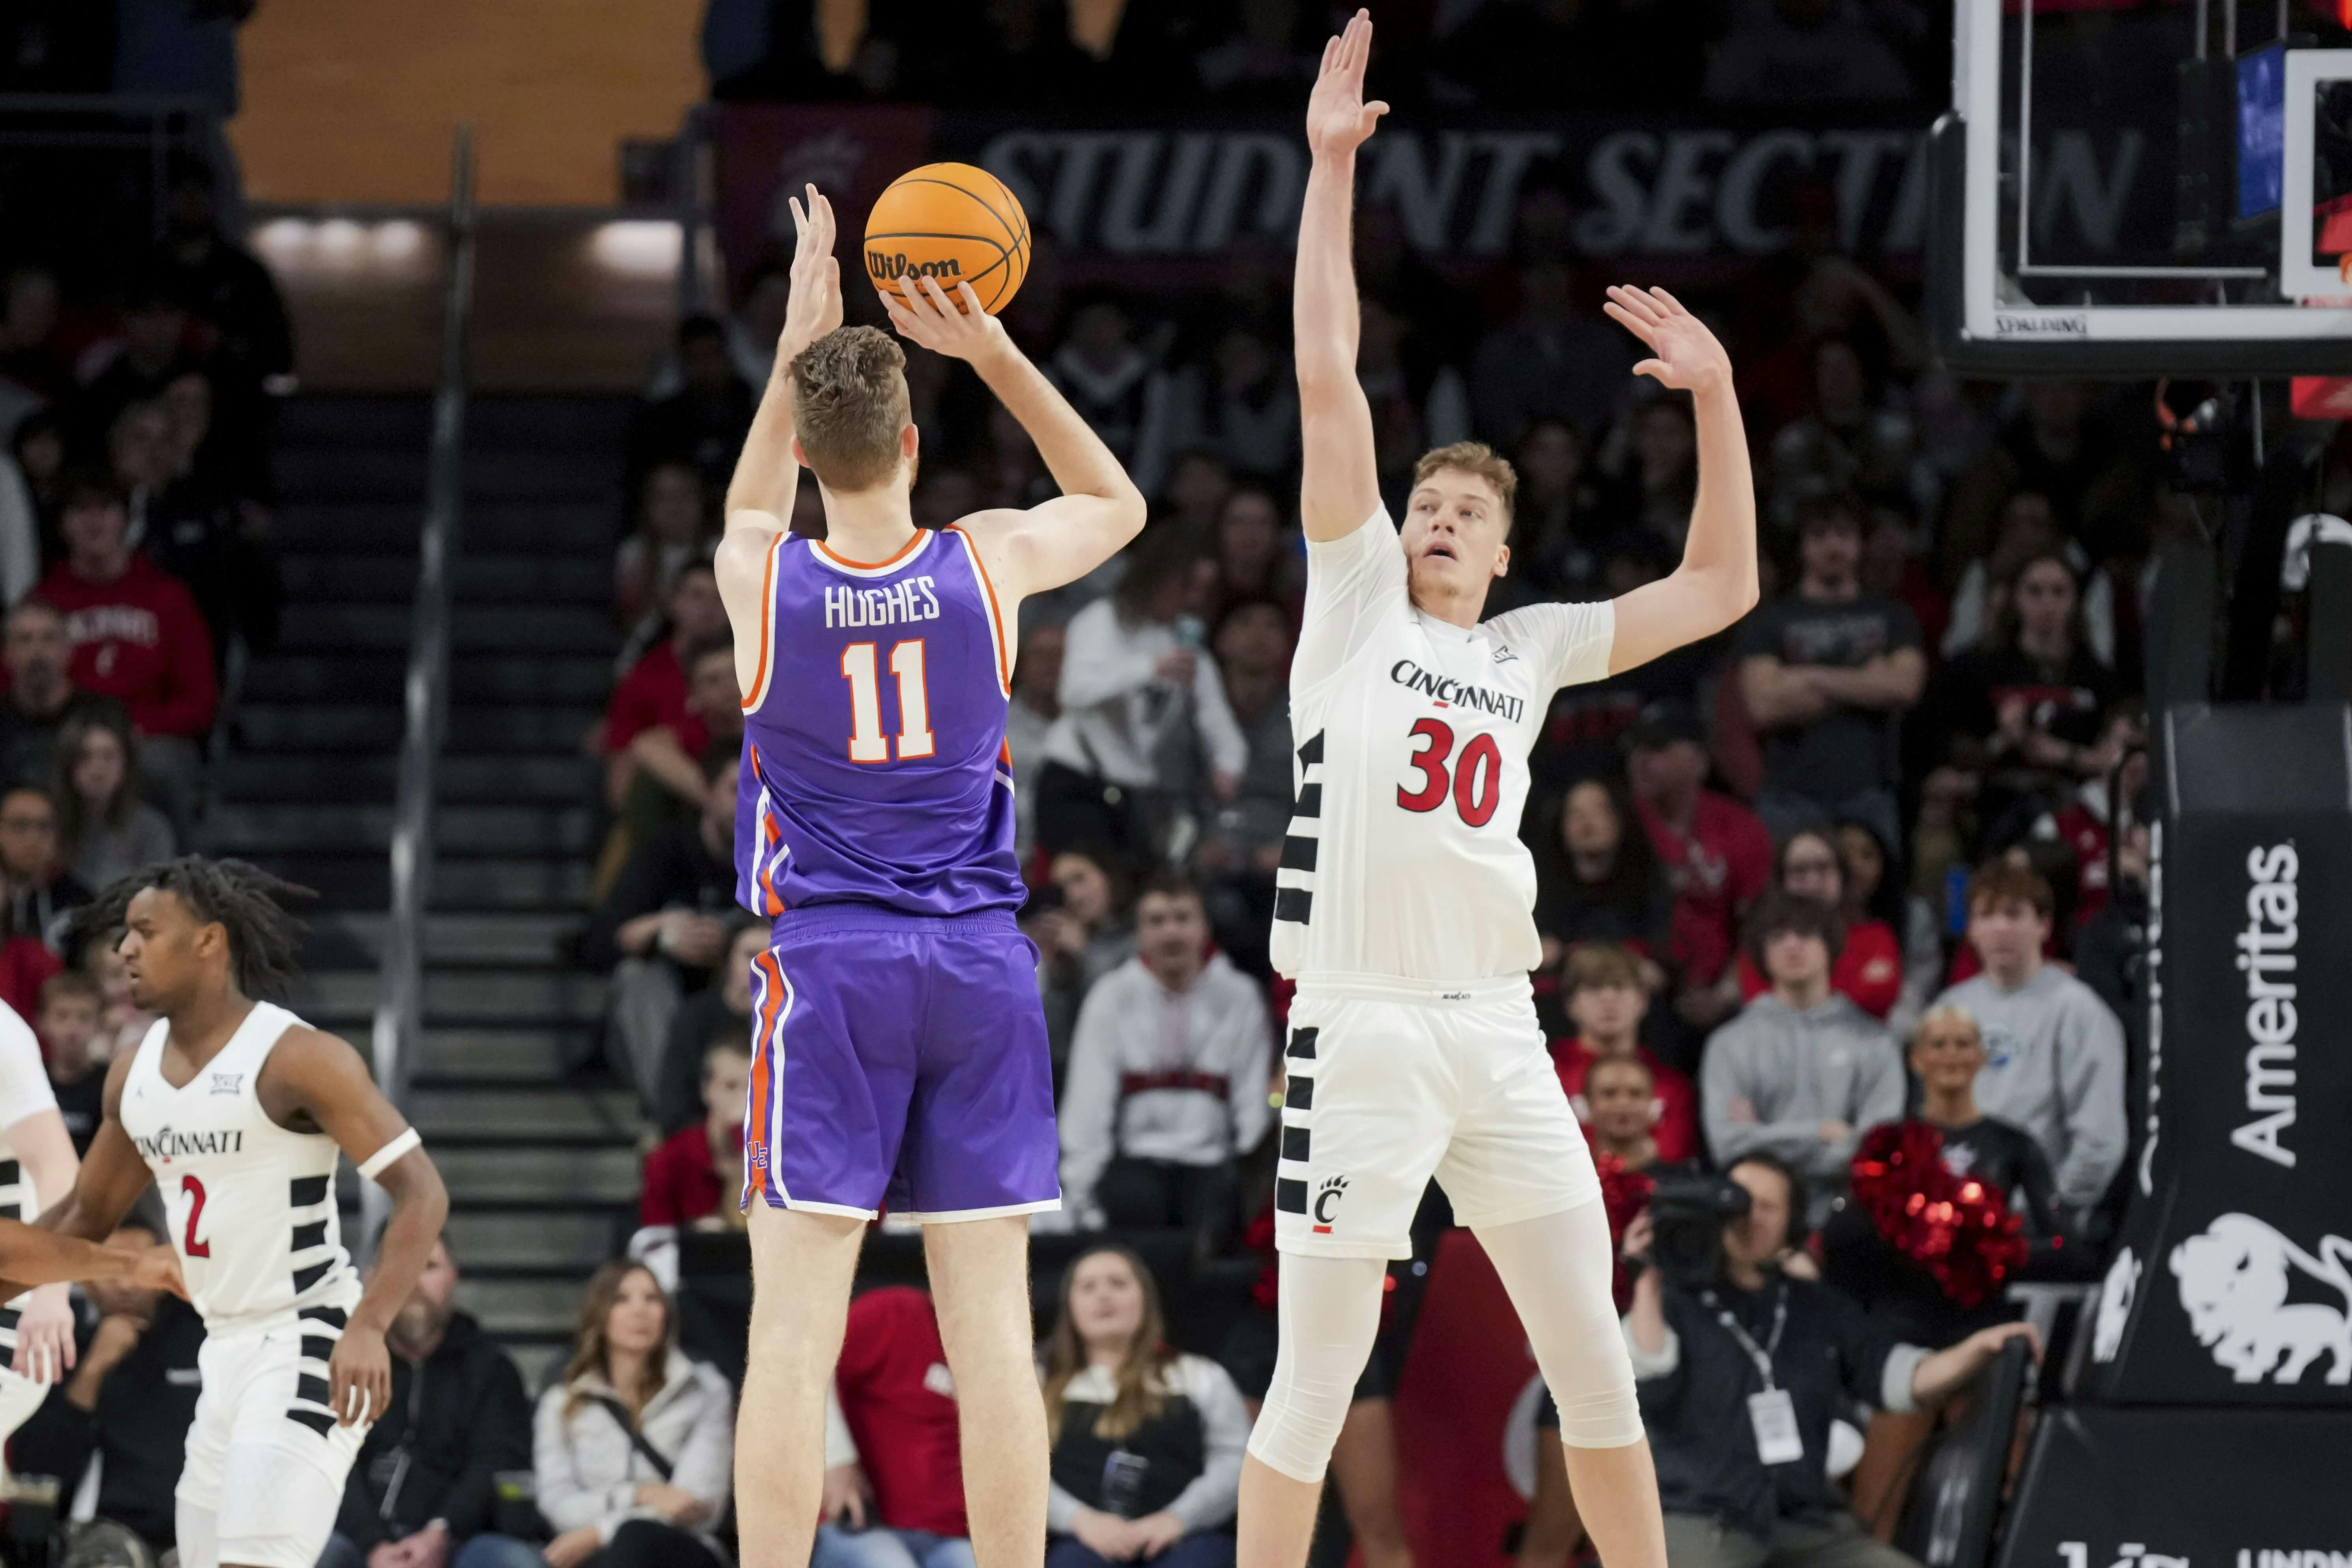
[1850,1122,2028,1308]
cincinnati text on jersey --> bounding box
[133,1125,245,1161]
[1387,659,1525,721]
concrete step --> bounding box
[280,553,608,605]
[237,703,600,755]
[276,604,618,656]
[307,968,604,1026]
[243,653,615,705]
[206,803,593,855]
[417,1026,576,1081]
[271,505,424,555]
[409,1086,639,1140]
[277,395,434,449]
[216,754,591,806]
[276,448,429,502]
[469,396,635,452]
[506,1342,567,1394]
[451,502,619,554]
[434,1143,639,1204]
[445,1209,621,1270]
[434,856,594,911]
[322,912,578,966]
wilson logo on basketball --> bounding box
[867,252,964,282]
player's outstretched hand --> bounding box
[329,1318,393,1428]
[882,275,1009,365]
[129,1243,186,1300]
[779,183,843,362]
[1604,285,1732,398]
[1306,9,1387,161]
[13,1285,75,1380]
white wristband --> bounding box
[357,1127,423,1182]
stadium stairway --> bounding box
[209,393,646,1388]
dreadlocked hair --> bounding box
[80,856,317,1000]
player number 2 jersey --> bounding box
[118,1001,360,1332]
[736,527,1025,919]
[1270,509,1615,983]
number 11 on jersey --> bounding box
[842,639,935,763]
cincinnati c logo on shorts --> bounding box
[1312,1175,1350,1233]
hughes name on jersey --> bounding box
[1271,509,1615,983]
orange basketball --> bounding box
[862,162,1031,316]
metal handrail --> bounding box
[364,125,476,1254]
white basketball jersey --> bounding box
[119,1001,360,1332]
[0,1002,58,1354]
[1271,510,1615,983]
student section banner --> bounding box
[2083,704,2352,1404]
[712,105,1949,295]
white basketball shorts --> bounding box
[177,1305,371,1568]
[1273,973,1602,1260]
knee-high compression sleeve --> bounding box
[1245,1252,1389,1483]
[1476,1199,1645,1448]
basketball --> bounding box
[862,162,1031,315]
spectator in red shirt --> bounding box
[816,1288,975,1568]
[1736,828,1905,1020]
[1627,701,1771,1035]
[625,637,744,839]
[1548,944,1698,1165]
[602,563,730,809]
[638,1037,750,1230]
[34,473,214,832]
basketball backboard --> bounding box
[1930,0,2352,376]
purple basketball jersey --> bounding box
[735,526,1025,919]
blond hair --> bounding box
[1412,442,1518,533]
[789,326,912,492]
[1040,1245,1179,1445]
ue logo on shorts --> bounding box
[747,1141,770,1172]
[1313,1176,1350,1233]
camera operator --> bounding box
[1622,1155,2037,1568]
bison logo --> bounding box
[2169,1213,2352,1385]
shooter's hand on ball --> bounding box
[778,183,842,363]
[883,276,1009,366]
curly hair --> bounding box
[79,856,316,1000]
[788,325,911,493]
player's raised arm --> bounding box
[266,1030,450,1426]
[881,275,1146,604]
[1597,287,1760,675]
[717,187,843,595]
[1295,9,1388,544]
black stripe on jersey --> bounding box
[291,1220,327,1253]
[287,1408,336,1437]
[1279,835,1318,872]
[1275,1177,1309,1215]
[292,1260,334,1295]
[300,1305,348,1330]
[1298,731,1324,766]
[290,1176,331,1208]
[1294,784,1322,819]
[1285,1026,1318,1060]
[1273,887,1313,923]
[301,1335,337,1364]
[1281,1125,1311,1162]
[0,1160,19,1185]
[1285,1074,1314,1111]
[296,1374,332,1407]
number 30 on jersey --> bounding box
[1396,717,1501,826]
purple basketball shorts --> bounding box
[740,904,1060,1222]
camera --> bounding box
[1644,1169,1752,1291]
